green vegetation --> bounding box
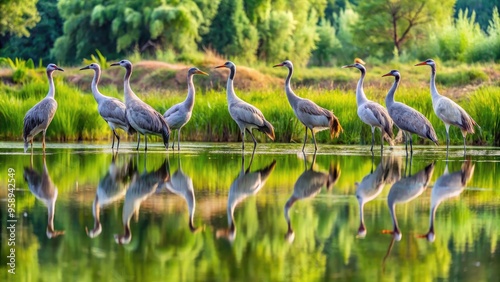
[0,151,499,281]
[1,1,500,66]
[0,58,498,146]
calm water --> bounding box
[0,142,499,281]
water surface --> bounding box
[0,142,499,281]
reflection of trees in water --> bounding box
[10,152,500,281]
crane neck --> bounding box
[184,73,195,110]
[429,65,441,103]
[91,68,106,103]
[123,64,139,104]
[284,66,300,107]
[46,70,56,98]
[385,74,400,108]
[226,65,239,103]
[355,67,369,105]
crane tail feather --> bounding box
[259,120,275,141]
[329,114,343,138]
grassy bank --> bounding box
[0,61,499,146]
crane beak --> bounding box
[56,67,64,72]
[415,61,427,66]
[342,64,354,68]
[110,62,120,67]
[214,65,226,69]
[196,70,209,76]
[79,66,90,71]
[381,72,392,77]
[273,63,284,68]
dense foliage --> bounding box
[0,0,499,66]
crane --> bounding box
[273,60,342,152]
[415,59,479,155]
[23,64,63,153]
[164,67,208,150]
[110,60,170,151]
[342,58,394,151]
[383,70,438,155]
[80,63,135,150]
[215,61,275,151]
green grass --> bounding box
[0,61,499,146]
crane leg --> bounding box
[241,130,245,150]
[246,128,257,150]
[113,130,120,150]
[370,127,375,152]
[445,124,450,152]
[42,130,46,151]
[312,132,318,152]
[136,135,141,151]
[404,131,408,156]
[409,133,413,155]
[302,126,308,153]
[171,130,176,150]
[463,135,467,156]
[177,128,181,151]
[145,135,148,151]
[380,129,384,152]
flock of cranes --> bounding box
[22,58,480,155]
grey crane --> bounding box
[164,67,208,150]
[284,153,340,243]
[355,156,401,238]
[23,155,64,238]
[80,63,135,150]
[115,160,170,244]
[23,63,64,153]
[273,60,342,152]
[86,154,132,238]
[216,153,276,242]
[163,156,199,232]
[415,59,479,155]
[418,160,475,242]
[342,58,394,151]
[215,61,275,150]
[383,70,438,155]
[382,162,435,241]
[110,60,170,151]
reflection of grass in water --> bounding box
[1,150,499,281]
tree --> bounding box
[455,0,498,31]
[0,0,62,63]
[51,0,208,64]
[202,0,258,62]
[0,0,40,37]
[354,0,455,58]
[311,19,340,66]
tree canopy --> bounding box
[1,0,499,65]
[0,0,40,37]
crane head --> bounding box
[47,63,64,72]
[188,67,209,76]
[342,58,365,70]
[382,70,400,78]
[110,60,132,68]
[79,63,101,71]
[215,61,235,69]
[273,60,292,68]
[415,59,435,66]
